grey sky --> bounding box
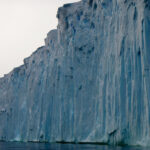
[0,0,79,77]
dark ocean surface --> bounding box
[0,142,149,150]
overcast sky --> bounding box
[0,0,79,77]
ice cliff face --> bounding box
[0,0,150,146]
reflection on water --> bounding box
[0,142,149,150]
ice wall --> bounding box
[0,0,150,146]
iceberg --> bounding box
[0,0,150,146]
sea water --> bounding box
[0,142,149,150]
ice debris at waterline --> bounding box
[0,0,150,147]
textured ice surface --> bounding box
[0,0,150,146]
